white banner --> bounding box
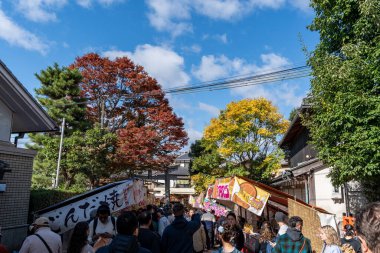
[39,179,147,234]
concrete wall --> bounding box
[0,144,36,251]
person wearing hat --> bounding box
[19,217,62,253]
[275,212,288,237]
[161,203,201,253]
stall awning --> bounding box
[208,176,330,215]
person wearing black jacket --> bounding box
[161,203,201,253]
[96,211,151,253]
[227,212,245,251]
[138,211,161,253]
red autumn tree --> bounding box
[71,53,188,173]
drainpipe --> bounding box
[304,174,310,204]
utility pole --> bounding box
[54,118,65,188]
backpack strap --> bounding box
[298,239,306,253]
[111,216,116,232]
[35,234,53,253]
[93,217,98,237]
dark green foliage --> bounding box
[35,63,88,132]
[29,188,83,223]
[306,0,380,192]
[29,64,117,189]
[288,108,298,121]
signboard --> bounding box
[210,177,270,216]
[39,179,147,234]
[212,177,235,200]
[230,177,270,216]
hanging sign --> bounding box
[230,177,270,216]
[38,179,147,234]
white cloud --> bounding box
[103,44,190,89]
[217,33,228,44]
[192,54,256,82]
[146,0,287,36]
[182,44,202,54]
[231,82,306,108]
[289,0,313,13]
[198,102,220,117]
[192,52,304,107]
[0,8,49,54]
[146,0,192,37]
[76,0,92,8]
[192,0,285,20]
[14,0,67,22]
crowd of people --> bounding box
[1,201,378,253]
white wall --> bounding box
[313,167,346,223]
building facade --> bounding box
[0,60,58,250]
[271,102,367,228]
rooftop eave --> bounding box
[0,60,59,133]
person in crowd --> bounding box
[319,225,342,253]
[19,217,62,253]
[202,209,216,250]
[192,213,207,253]
[272,216,312,253]
[341,225,361,253]
[157,209,170,237]
[259,221,276,253]
[88,204,116,246]
[97,211,151,253]
[138,211,160,253]
[214,224,241,253]
[274,212,288,237]
[161,203,201,253]
[68,221,94,253]
[226,212,245,251]
[355,202,380,253]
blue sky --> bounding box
[0,0,319,148]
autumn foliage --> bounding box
[71,53,188,173]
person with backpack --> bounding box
[19,217,62,253]
[272,216,312,253]
[88,204,116,246]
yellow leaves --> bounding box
[203,97,289,158]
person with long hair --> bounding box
[214,224,241,253]
[319,225,342,253]
[259,221,276,253]
[68,221,94,253]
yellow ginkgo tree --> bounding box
[203,97,289,181]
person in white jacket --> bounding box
[19,217,62,253]
[192,210,207,253]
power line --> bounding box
[44,65,311,106]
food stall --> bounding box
[208,176,334,253]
